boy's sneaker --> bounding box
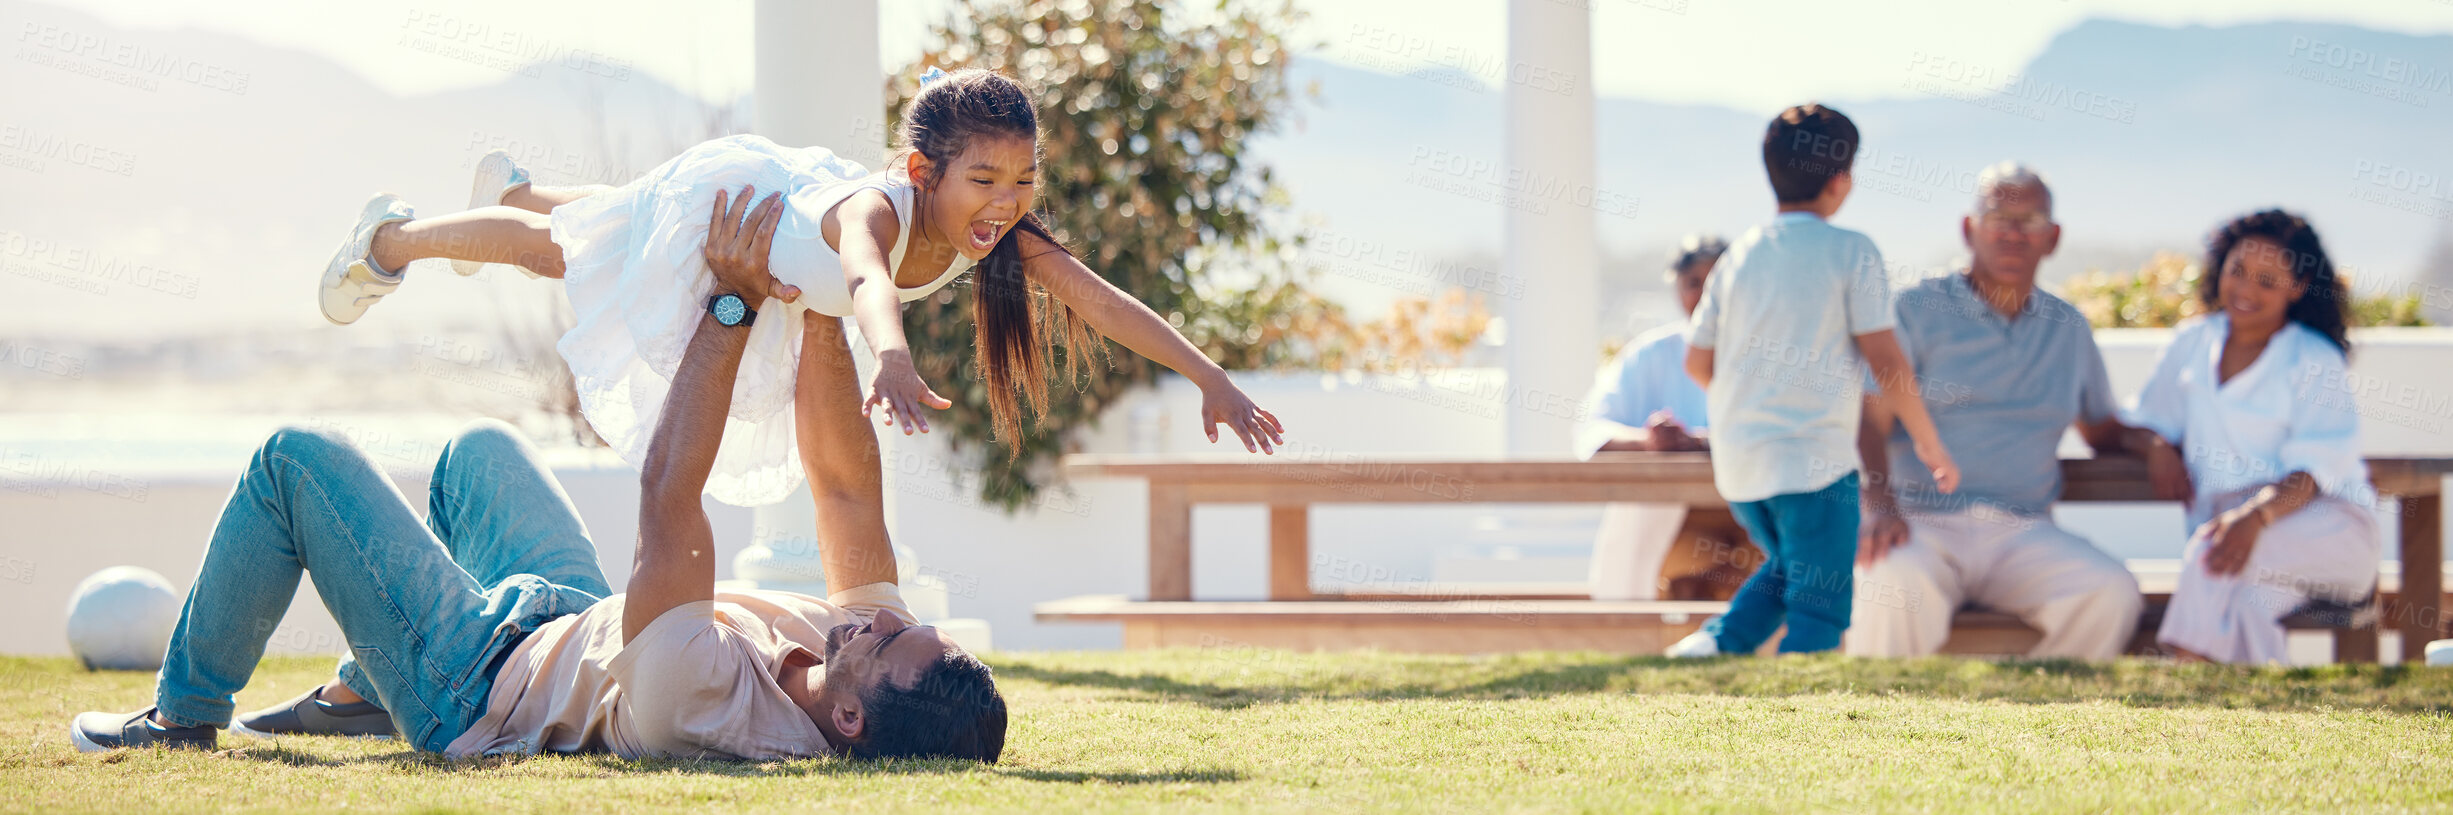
[231,687,396,739]
[1665,630,1723,658]
[318,193,415,326]
[69,707,216,752]
[451,149,539,278]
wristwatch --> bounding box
[707,292,755,327]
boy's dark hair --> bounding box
[2200,209,2352,358]
[844,650,1009,763]
[897,67,1105,452]
[1761,103,1859,204]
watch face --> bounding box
[713,294,747,326]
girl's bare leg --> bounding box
[500,182,614,215]
[368,206,568,279]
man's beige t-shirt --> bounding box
[442,584,914,760]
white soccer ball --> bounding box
[65,566,182,671]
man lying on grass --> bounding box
[70,189,1005,763]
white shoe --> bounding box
[1665,629,1723,658]
[450,149,539,278]
[319,194,415,326]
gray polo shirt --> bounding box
[1878,272,2117,515]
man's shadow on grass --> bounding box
[217,743,1242,785]
[993,655,2453,717]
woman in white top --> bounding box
[315,68,1284,505]
[2123,209,2377,664]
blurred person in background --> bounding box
[1848,162,2143,661]
[1577,234,1761,602]
[2129,210,2378,664]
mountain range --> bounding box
[4,2,2448,353]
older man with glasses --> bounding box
[1846,162,2147,660]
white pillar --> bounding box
[736,0,887,596]
[751,0,886,166]
[1501,0,1598,456]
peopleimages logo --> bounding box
[2287,36,2453,96]
[16,22,251,94]
[0,124,137,176]
[1902,51,2139,124]
[2351,160,2453,203]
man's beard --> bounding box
[821,621,863,664]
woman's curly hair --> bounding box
[2199,208,2352,357]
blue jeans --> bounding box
[153,420,610,752]
[1706,473,1859,654]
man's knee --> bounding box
[262,423,359,462]
[447,419,526,460]
[1857,553,1949,622]
[2037,525,2144,611]
[2084,567,2146,620]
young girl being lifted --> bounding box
[321,67,1285,506]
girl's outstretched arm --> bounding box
[1023,237,1285,453]
[828,190,953,436]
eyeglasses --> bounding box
[1975,211,2055,234]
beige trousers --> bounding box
[1845,506,2144,660]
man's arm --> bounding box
[627,311,752,642]
[790,311,901,593]
[2076,417,2127,455]
[625,187,793,643]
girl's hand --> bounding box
[1201,382,1285,454]
[1913,439,1959,495]
[704,185,800,307]
[863,349,953,435]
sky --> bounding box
[42,0,2453,112]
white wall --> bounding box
[0,416,751,658]
[2,327,2447,657]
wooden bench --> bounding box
[1040,584,2417,660]
[1037,455,2453,662]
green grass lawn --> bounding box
[5,650,2452,813]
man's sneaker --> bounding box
[319,193,415,326]
[1665,629,1724,658]
[231,686,396,739]
[69,707,215,752]
[451,150,540,278]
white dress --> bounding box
[2124,315,2380,663]
[551,135,975,506]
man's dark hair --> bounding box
[845,651,1008,763]
[1761,103,1859,204]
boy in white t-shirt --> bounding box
[1670,104,1959,657]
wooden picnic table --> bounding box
[1061,453,2453,662]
